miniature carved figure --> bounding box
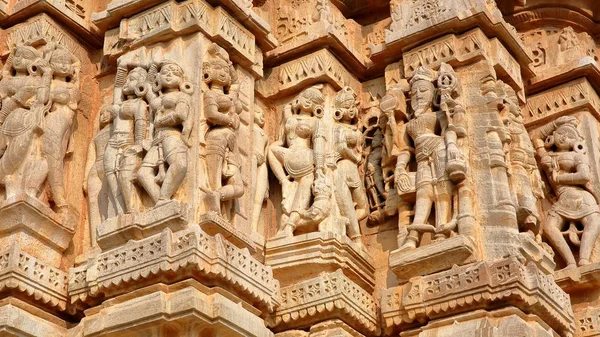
[0,44,52,200]
[268,85,325,237]
[137,60,193,206]
[533,116,600,269]
[43,44,81,212]
[500,82,543,239]
[84,105,113,246]
[332,86,368,242]
[250,107,269,232]
[201,43,243,214]
[391,65,465,250]
[103,60,149,215]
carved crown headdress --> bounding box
[410,66,437,84]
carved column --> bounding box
[377,1,574,336]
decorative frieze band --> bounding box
[381,257,574,337]
[268,269,379,335]
[69,226,280,312]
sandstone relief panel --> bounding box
[1,1,600,337]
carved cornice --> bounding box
[0,245,69,312]
[93,0,276,51]
[0,0,102,48]
[69,226,280,312]
[523,78,600,128]
[101,0,263,78]
[268,270,379,335]
[256,48,361,100]
[381,257,575,337]
[372,0,532,82]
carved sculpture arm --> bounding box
[82,138,95,195]
[555,156,591,186]
[133,101,149,145]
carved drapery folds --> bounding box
[365,63,467,250]
[201,43,244,220]
[96,52,193,221]
[533,117,600,270]
[0,43,80,214]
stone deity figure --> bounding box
[250,107,269,233]
[43,44,81,212]
[533,116,600,269]
[0,44,52,200]
[332,86,368,243]
[137,60,193,206]
[84,105,113,247]
[392,65,465,251]
[268,85,325,237]
[500,82,543,239]
[201,43,243,214]
[103,61,149,215]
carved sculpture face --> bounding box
[553,125,578,151]
[99,106,112,127]
[158,63,183,89]
[12,46,37,73]
[123,68,146,96]
[336,98,358,123]
[204,58,231,87]
[254,108,265,127]
[410,80,434,114]
[49,51,75,78]
[292,87,324,116]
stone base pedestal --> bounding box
[73,280,272,337]
[265,232,375,292]
[382,257,575,337]
[400,308,554,337]
[0,298,68,337]
[96,200,191,250]
[199,211,256,253]
[0,193,76,267]
[389,235,477,284]
[70,226,280,312]
[554,263,600,336]
[268,270,378,336]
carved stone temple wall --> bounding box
[2,0,600,336]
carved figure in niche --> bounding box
[201,43,243,215]
[43,44,81,212]
[137,60,193,206]
[84,105,113,246]
[332,86,368,242]
[0,44,52,200]
[103,59,149,215]
[558,26,579,52]
[499,82,543,240]
[392,65,465,251]
[250,107,269,232]
[268,85,325,237]
[533,116,600,269]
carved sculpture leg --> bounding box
[579,213,600,265]
[137,145,161,204]
[43,109,74,210]
[158,136,187,203]
[118,149,140,212]
[283,173,314,236]
[206,152,224,192]
[104,145,126,215]
[22,135,48,198]
[433,180,454,241]
[87,163,106,248]
[251,162,268,232]
[0,129,38,198]
[544,213,576,268]
[403,183,435,250]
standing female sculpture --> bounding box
[533,116,600,269]
[137,60,193,206]
[103,63,149,215]
[43,44,81,212]
[0,44,52,199]
[268,85,325,237]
